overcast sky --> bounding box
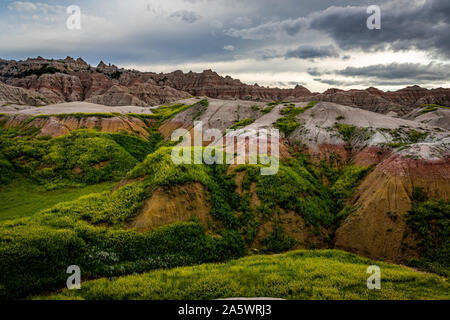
[0,0,449,92]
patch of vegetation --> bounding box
[39,250,450,300]
[421,104,450,114]
[230,118,255,130]
[379,128,428,145]
[0,128,159,188]
[330,165,372,207]
[0,179,115,222]
[406,199,450,276]
[335,123,357,142]
[0,146,249,298]
[408,130,428,143]
[251,105,260,111]
[25,113,122,124]
[234,156,335,233]
[336,116,345,121]
[275,101,318,136]
[127,148,240,229]
[0,152,14,185]
[262,225,297,253]
[261,106,274,114]
[275,118,299,136]
[108,70,122,80]
[144,101,205,125]
[198,98,209,107]
[17,64,60,78]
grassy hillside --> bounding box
[0,179,116,221]
[0,99,448,300]
[39,250,449,300]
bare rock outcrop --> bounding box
[0,57,190,107]
[152,70,312,101]
[0,82,62,106]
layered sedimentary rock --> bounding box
[309,86,450,116]
[0,82,63,106]
[335,147,450,262]
[151,69,312,101]
[86,83,190,107]
[0,57,189,107]
[1,57,449,114]
[2,113,150,139]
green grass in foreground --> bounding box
[40,250,449,300]
[0,179,116,221]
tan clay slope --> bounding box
[130,183,214,232]
[335,152,450,263]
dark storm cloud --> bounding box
[307,68,322,76]
[228,0,450,58]
[285,45,339,59]
[337,63,450,81]
[308,0,450,58]
[313,77,443,87]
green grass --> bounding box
[379,128,428,145]
[38,250,450,300]
[335,123,357,142]
[275,101,318,136]
[261,106,274,114]
[0,147,246,299]
[0,128,163,188]
[406,199,450,276]
[0,179,116,222]
[421,104,450,114]
[25,113,122,124]
[230,118,255,130]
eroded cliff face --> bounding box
[0,82,63,106]
[335,152,450,263]
[152,69,312,101]
[1,57,449,114]
[0,57,190,107]
[2,113,151,139]
[309,86,450,116]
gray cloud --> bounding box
[170,10,201,23]
[313,77,443,87]
[227,0,450,58]
[337,63,450,81]
[285,45,339,59]
[308,0,450,58]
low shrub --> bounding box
[406,199,450,276]
[230,118,255,130]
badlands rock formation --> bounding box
[0,57,190,107]
[1,95,449,264]
[0,82,63,106]
[2,57,448,115]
